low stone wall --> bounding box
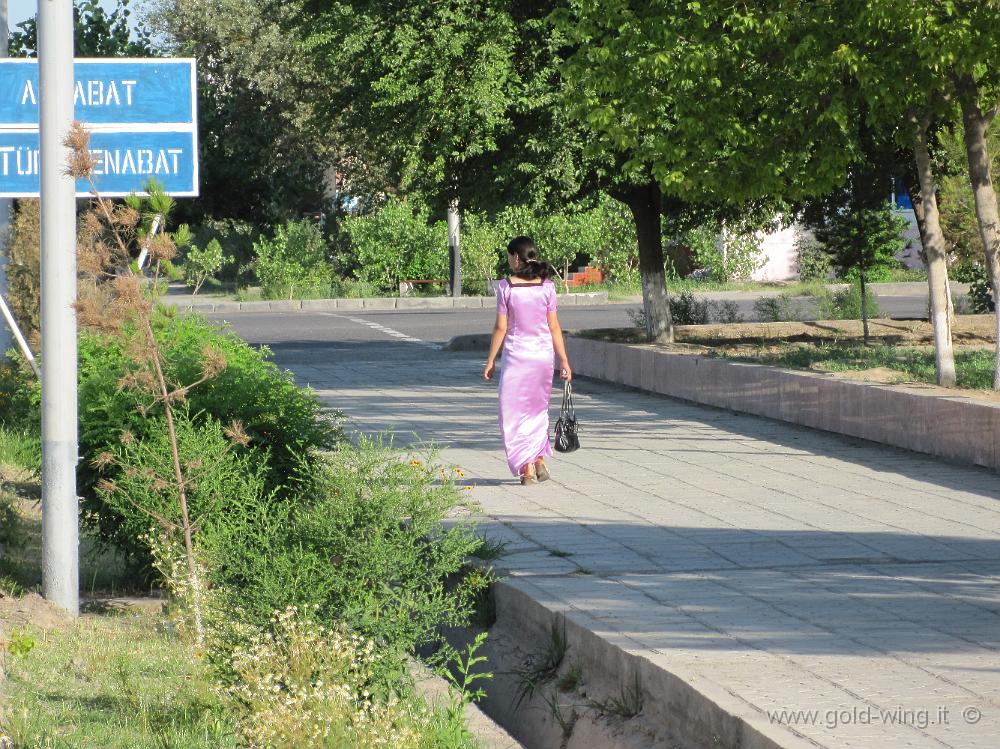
[565,335,1000,472]
[165,291,609,314]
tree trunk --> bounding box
[618,182,673,342]
[958,84,1000,389]
[447,198,461,298]
[860,269,870,343]
[913,115,957,386]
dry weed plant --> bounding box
[66,121,238,645]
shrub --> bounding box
[753,297,784,323]
[96,412,274,565]
[966,264,995,313]
[76,312,338,564]
[184,238,232,294]
[200,439,486,663]
[818,283,882,320]
[343,199,447,294]
[687,223,765,282]
[191,217,259,285]
[330,278,379,299]
[5,199,41,346]
[254,219,332,299]
[224,605,477,749]
[796,237,833,282]
[669,291,710,325]
[0,357,37,430]
[819,204,906,283]
[710,300,744,324]
[753,296,812,323]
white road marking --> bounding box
[319,313,441,350]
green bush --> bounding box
[796,237,833,281]
[184,238,232,295]
[6,199,41,346]
[343,199,448,294]
[965,264,996,313]
[688,224,765,282]
[200,439,486,665]
[330,277,379,299]
[0,357,38,431]
[820,204,906,283]
[76,312,338,563]
[753,295,811,323]
[254,219,332,299]
[669,291,710,325]
[818,283,882,320]
[191,218,259,285]
[96,412,274,558]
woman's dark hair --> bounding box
[507,235,556,280]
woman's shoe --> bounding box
[520,464,537,485]
[535,458,550,482]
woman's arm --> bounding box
[547,311,572,381]
[483,313,508,380]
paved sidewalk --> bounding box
[277,341,1000,749]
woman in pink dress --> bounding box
[483,236,572,485]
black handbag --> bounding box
[553,382,580,453]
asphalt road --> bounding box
[209,293,932,351]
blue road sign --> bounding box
[0,59,195,126]
[0,129,197,197]
[0,58,198,197]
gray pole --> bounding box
[0,0,13,358]
[39,0,79,616]
[447,198,461,298]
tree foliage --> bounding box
[554,0,859,204]
[9,0,154,57]
[148,0,332,226]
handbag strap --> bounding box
[561,381,575,420]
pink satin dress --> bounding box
[496,278,557,476]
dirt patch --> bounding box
[578,315,997,348]
[0,592,73,632]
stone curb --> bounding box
[485,578,816,749]
[565,334,1000,472]
[164,291,609,314]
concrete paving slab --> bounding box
[271,342,1000,749]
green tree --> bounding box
[341,199,448,294]
[9,0,154,56]
[554,0,860,340]
[934,126,999,267]
[850,0,1000,387]
[148,0,332,226]
[184,238,231,295]
[812,203,907,341]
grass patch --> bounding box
[713,344,994,390]
[0,427,40,475]
[1,610,238,748]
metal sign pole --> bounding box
[39,0,79,616]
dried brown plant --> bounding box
[65,120,234,645]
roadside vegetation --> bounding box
[0,135,494,747]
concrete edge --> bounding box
[164,291,610,315]
[565,334,1000,472]
[444,333,493,352]
[490,578,816,749]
